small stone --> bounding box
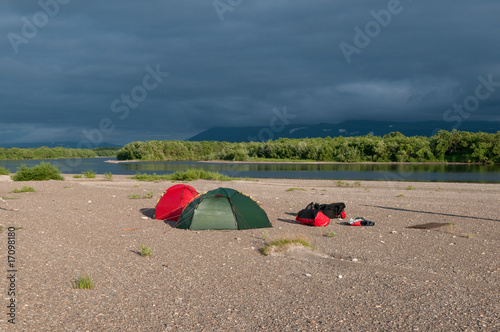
[236,237,241,241]
[338,275,343,279]
[88,200,91,203]
[391,230,397,234]
[352,258,358,262]
[304,274,312,277]
[141,216,149,220]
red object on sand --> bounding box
[296,210,330,227]
[155,184,198,221]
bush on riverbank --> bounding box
[131,169,237,182]
[11,162,64,181]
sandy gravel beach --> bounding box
[0,175,499,331]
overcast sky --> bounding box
[1,0,499,146]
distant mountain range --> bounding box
[2,121,499,148]
[187,120,500,142]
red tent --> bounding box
[155,184,198,221]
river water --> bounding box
[1,158,499,183]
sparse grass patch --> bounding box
[82,170,96,178]
[10,186,36,193]
[104,172,113,181]
[286,187,306,192]
[325,232,335,238]
[73,174,82,178]
[406,185,416,190]
[128,191,154,199]
[140,245,152,257]
[0,167,9,175]
[397,193,405,197]
[1,196,19,201]
[11,162,64,181]
[336,180,361,188]
[260,238,311,256]
[132,169,237,182]
[73,274,94,289]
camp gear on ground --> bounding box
[316,202,346,219]
[176,187,271,230]
[296,208,330,226]
[303,202,346,219]
[347,217,375,226]
[155,184,198,221]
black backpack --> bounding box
[304,202,346,219]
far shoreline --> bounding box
[106,159,495,165]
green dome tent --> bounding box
[176,187,272,230]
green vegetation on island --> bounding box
[0,146,120,160]
[1,130,499,164]
[116,130,500,164]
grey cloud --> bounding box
[1,0,499,146]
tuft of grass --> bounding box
[325,232,335,238]
[73,274,94,289]
[104,172,113,181]
[0,167,10,175]
[73,174,82,178]
[286,187,306,192]
[353,181,361,187]
[128,194,141,199]
[397,193,405,197]
[406,185,416,190]
[10,186,36,193]
[131,169,238,182]
[82,170,96,178]
[11,162,64,181]
[260,238,311,256]
[140,245,152,257]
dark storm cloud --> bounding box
[1,0,499,145]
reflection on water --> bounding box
[0,158,499,183]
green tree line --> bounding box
[0,146,120,160]
[116,130,500,164]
